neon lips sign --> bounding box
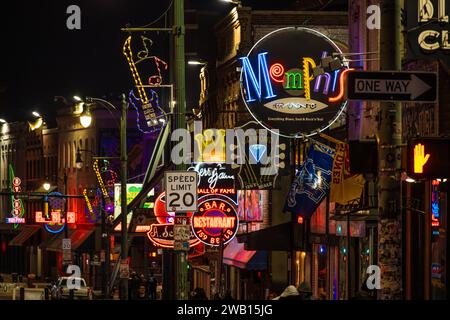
[240,27,350,138]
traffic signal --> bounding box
[407,138,450,179]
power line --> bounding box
[133,0,174,29]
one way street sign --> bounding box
[347,71,437,103]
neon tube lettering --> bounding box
[240,52,276,102]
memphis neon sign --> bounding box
[240,52,349,106]
[239,27,350,138]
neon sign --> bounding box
[147,223,200,249]
[35,211,76,224]
[113,183,154,227]
[43,192,68,234]
[123,36,167,132]
[431,180,440,236]
[146,192,200,249]
[83,188,101,223]
[239,27,349,138]
[194,129,226,163]
[93,160,115,212]
[153,192,175,225]
[187,163,236,196]
[191,197,239,246]
[6,165,25,226]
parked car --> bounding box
[51,277,93,300]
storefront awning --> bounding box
[8,225,41,246]
[223,238,267,270]
[45,228,94,252]
[237,222,305,252]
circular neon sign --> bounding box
[44,192,66,234]
[239,27,349,138]
[191,197,238,247]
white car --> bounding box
[52,277,93,300]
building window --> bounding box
[73,141,77,169]
[64,142,68,169]
[68,142,72,169]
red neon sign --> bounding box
[191,198,238,246]
[146,223,200,248]
[269,63,285,83]
[35,211,76,224]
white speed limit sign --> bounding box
[164,171,198,213]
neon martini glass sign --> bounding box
[239,27,350,138]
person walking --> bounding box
[191,287,208,300]
[272,285,300,300]
[147,272,157,300]
[298,282,313,300]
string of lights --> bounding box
[93,159,110,200]
[83,188,95,216]
[123,36,148,103]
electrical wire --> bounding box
[136,0,174,29]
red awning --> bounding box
[45,228,94,252]
[9,225,41,246]
[223,237,258,269]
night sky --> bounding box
[0,0,347,126]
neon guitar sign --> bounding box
[123,35,168,132]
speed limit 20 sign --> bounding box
[164,171,198,213]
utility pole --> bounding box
[174,0,188,300]
[120,93,129,300]
[377,0,403,300]
[64,172,69,239]
[63,171,69,273]
[100,195,108,297]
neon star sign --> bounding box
[239,27,349,138]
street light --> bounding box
[79,105,93,128]
[75,149,84,169]
[43,182,51,191]
[0,118,6,123]
[73,96,120,129]
[220,0,242,6]
[76,147,116,298]
[405,177,416,183]
[32,111,41,118]
[73,94,128,300]
[188,60,207,66]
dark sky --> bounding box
[0,0,347,125]
[0,0,176,125]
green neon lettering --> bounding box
[284,72,303,89]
